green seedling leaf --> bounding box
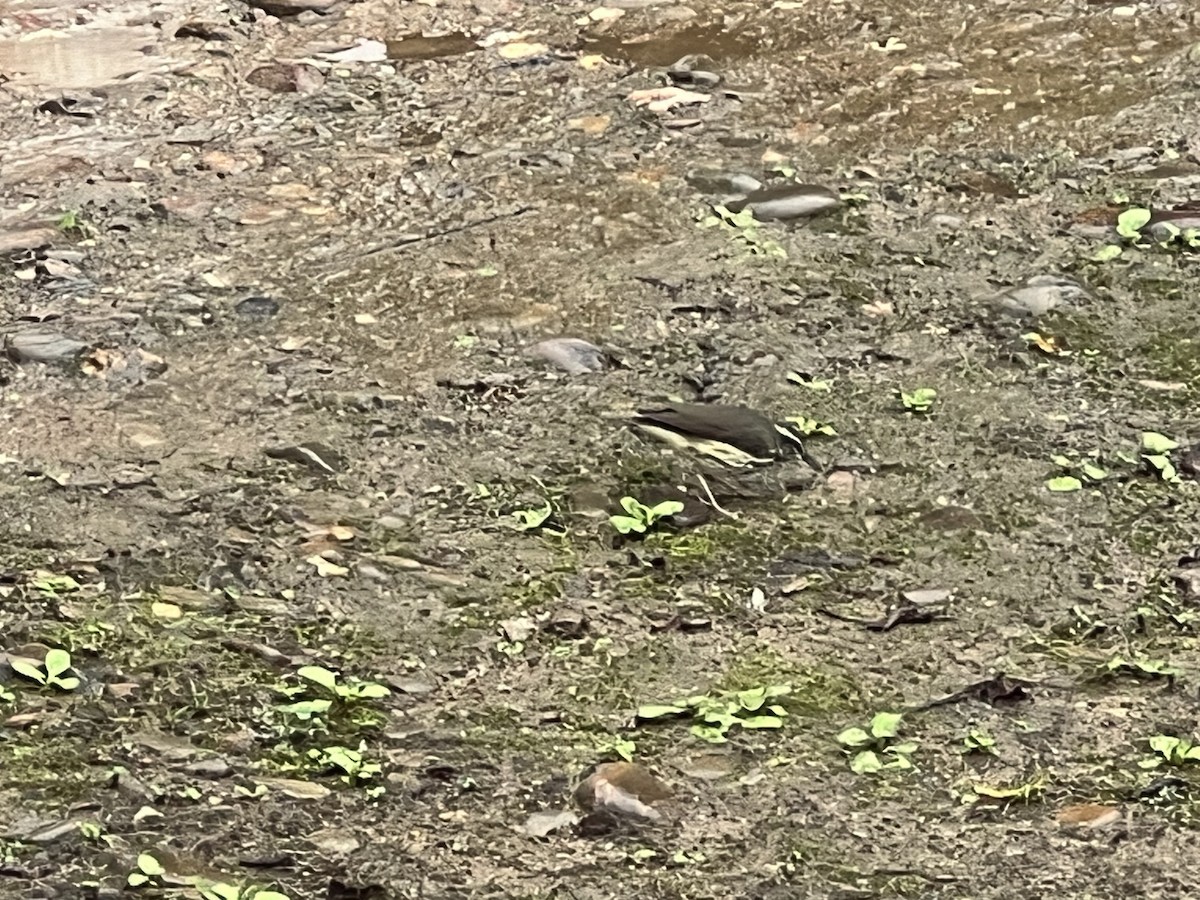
[32,573,80,593]
[45,649,72,679]
[636,704,688,720]
[609,515,646,535]
[689,724,728,744]
[700,708,739,729]
[512,503,553,531]
[736,687,768,710]
[251,892,292,900]
[740,715,784,729]
[1046,476,1083,492]
[850,751,882,774]
[353,683,390,700]
[11,659,47,684]
[1141,432,1179,454]
[1149,734,1182,757]
[127,873,150,887]
[870,711,903,739]
[836,727,871,748]
[137,854,166,877]
[1081,463,1108,481]
[1116,207,1151,239]
[899,387,937,412]
[297,666,339,693]
[784,415,837,436]
[277,699,333,719]
[1144,454,1178,481]
[786,372,833,391]
[621,496,648,517]
[1091,244,1123,262]
[196,879,241,900]
[648,500,684,520]
[889,741,919,755]
[884,754,914,770]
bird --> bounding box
[631,402,815,469]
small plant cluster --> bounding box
[268,665,389,794]
[1142,735,1200,769]
[898,387,936,414]
[1045,431,1183,492]
[637,684,791,743]
[701,205,787,259]
[509,494,682,536]
[128,852,288,899]
[610,496,683,535]
[10,648,80,691]
[836,712,916,774]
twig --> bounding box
[357,205,537,260]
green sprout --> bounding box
[274,665,389,724]
[962,729,996,756]
[1141,734,1200,769]
[783,415,837,437]
[898,387,937,414]
[1112,206,1200,252]
[609,496,684,535]
[786,372,833,392]
[55,209,95,238]
[836,712,916,774]
[127,852,289,899]
[307,744,382,787]
[700,205,787,258]
[510,501,565,536]
[1141,431,1180,483]
[1046,452,1109,492]
[1116,207,1150,240]
[10,648,81,691]
[636,684,791,744]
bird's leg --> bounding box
[695,472,739,520]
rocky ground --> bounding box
[3,0,1200,897]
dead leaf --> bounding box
[567,114,611,135]
[861,300,894,317]
[498,41,548,60]
[258,777,332,800]
[626,86,711,113]
[306,555,348,577]
[577,54,608,70]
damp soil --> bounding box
[2,0,1200,897]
